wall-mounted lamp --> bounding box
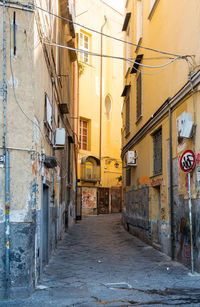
[114,161,119,168]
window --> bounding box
[136,70,142,121]
[125,92,130,136]
[126,27,132,72]
[79,32,90,64]
[67,75,71,105]
[105,95,112,120]
[149,0,160,19]
[44,93,52,142]
[45,94,52,129]
[153,128,162,175]
[150,0,156,10]
[79,119,88,150]
[136,0,143,44]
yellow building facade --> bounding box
[76,0,123,215]
[122,0,200,271]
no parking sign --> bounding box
[179,149,196,173]
[179,149,196,274]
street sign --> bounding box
[180,149,196,173]
[179,149,195,274]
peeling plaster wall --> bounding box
[0,2,36,299]
[172,157,200,272]
[0,0,77,298]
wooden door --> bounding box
[97,188,109,214]
[111,187,122,213]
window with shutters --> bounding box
[79,118,89,150]
[149,0,160,19]
[79,31,90,64]
[153,128,162,175]
[125,93,130,137]
[136,0,143,44]
[126,27,132,72]
[44,93,53,142]
[136,70,142,122]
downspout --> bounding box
[51,77,55,238]
[99,16,107,184]
[169,103,175,259]
[3,0,11,298]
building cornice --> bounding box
[121,70,200,158]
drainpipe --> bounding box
[51,77,55,241]
[3,0,11,298]
[169,103,175,259]
[99,16,107,184]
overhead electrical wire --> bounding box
[2,1,191,60]
[43,40,182,69]
[31,2,186,58]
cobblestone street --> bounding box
[1,214,200,306]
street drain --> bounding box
[104,282,132,290]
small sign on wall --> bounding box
[0,155,5,168]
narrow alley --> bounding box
[1,214,200,307]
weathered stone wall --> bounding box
[124,187,150,244]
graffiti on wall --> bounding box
[82,187,97,209]
[161,206,167,222]
[140,176,150,187]
[125,187,149,233]
[177,217,195,265]
[161,221,169,238]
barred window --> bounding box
[153,128,162,175]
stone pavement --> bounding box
[1,214,200,306]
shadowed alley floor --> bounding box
[1,214,200,306]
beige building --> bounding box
[0,0,78,298]
[122,0,200,272]
[76,0,124,216]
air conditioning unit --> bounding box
[177,112,194,139]
[55,128,66,147]
[126,150,137,166]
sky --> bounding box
[103,0,125,13]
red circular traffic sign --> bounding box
[180,150,196,173]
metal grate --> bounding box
[153,128,162,175]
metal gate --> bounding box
[97,187,109,214]
[111,187,122,213]
[42,184,49,267]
